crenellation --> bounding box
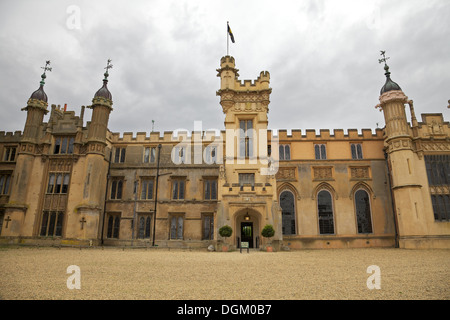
[0,130,23,142]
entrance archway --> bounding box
[235,208,261,249]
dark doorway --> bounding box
[241,222,253,248]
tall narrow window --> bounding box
[354,189,373,233]
[239,120,253,158]
[280,190,296,235]
[279,145,291,160]
[315,144,327,160]
[3,147,17,162]
[0,210,4,235]
[143,147,156,163]
[138,214,152,239]
[351,144,363,160]
[317,190,334,234]
[172,179,185,200]
[0,173,12,195]
[425,155,450,221]
[170,215,184,240]
[107,214,120,238]
[40,211,64,237]
[205,145,217,164]
[172,146,186,164]
[202,213,214,240]
[140,178,154,200]
[204,179,218,200]
[114,147,126,163]
[110,179,124,199]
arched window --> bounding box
[317,190,334,234]
[280,190,296,235]
[354,189,373,233]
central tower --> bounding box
[215,56,281,250]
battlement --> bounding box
[110,130,225,144]
[107,127,385,144]
[0,131,23,142]
[272,128,384,141]
[220,55,236,67]
[235,71,270,91]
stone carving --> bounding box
[350,167,370,180]
[313,167,333,180]
[276,167,296,180]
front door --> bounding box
[241,222,253,248]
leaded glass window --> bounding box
[317,190,334,234]
[138,215,152,239]
[315,144,327,160]
[40,211,64,237]
[354,189,373,233]
[280,190,296,235]
[107,215,120,238]
[170,215,184,240]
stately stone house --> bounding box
[0,55,449,249]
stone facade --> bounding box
[0,56,449,249]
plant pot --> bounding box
[222,245,228,252]
[266,246,273,252]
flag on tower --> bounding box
[227,22,235,43]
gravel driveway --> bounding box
[0,246,448,300]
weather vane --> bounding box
[41,60,52,74]
[40,60,52,85]
[103,59,113,80]
[378,51,390,66]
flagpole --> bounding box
[227,21,229,56]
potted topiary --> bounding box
[261,224,275,252]
[219,225,233,252]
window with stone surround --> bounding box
[354,189,373,233]
[317,190,334,234]
[202,213,214,240]
[0,173,11,195]
[351,143,363,160]
[110,179,124,200]
[54,137,74,155]
[204,178,217,200]
[114,147,126,163]
[106,214,121,238]
[170,214,184,240]
[47,173,70,194]
[138,214,152,239]
[3,146,17,162]
[425,155,450,221]
[315,144,327,160]
[140,178,154,200]
[172,178,185,200]
[279,144,291,160]
[239,119,253,158]
[143,147,156,163]
[40,211,64,237]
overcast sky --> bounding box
[0,0,448,136]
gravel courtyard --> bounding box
[0,246,448,300]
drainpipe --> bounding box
[385,151,399,248]
[152,144,162,247]
[100,150,112,246]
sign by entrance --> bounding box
[240,241,249,253]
